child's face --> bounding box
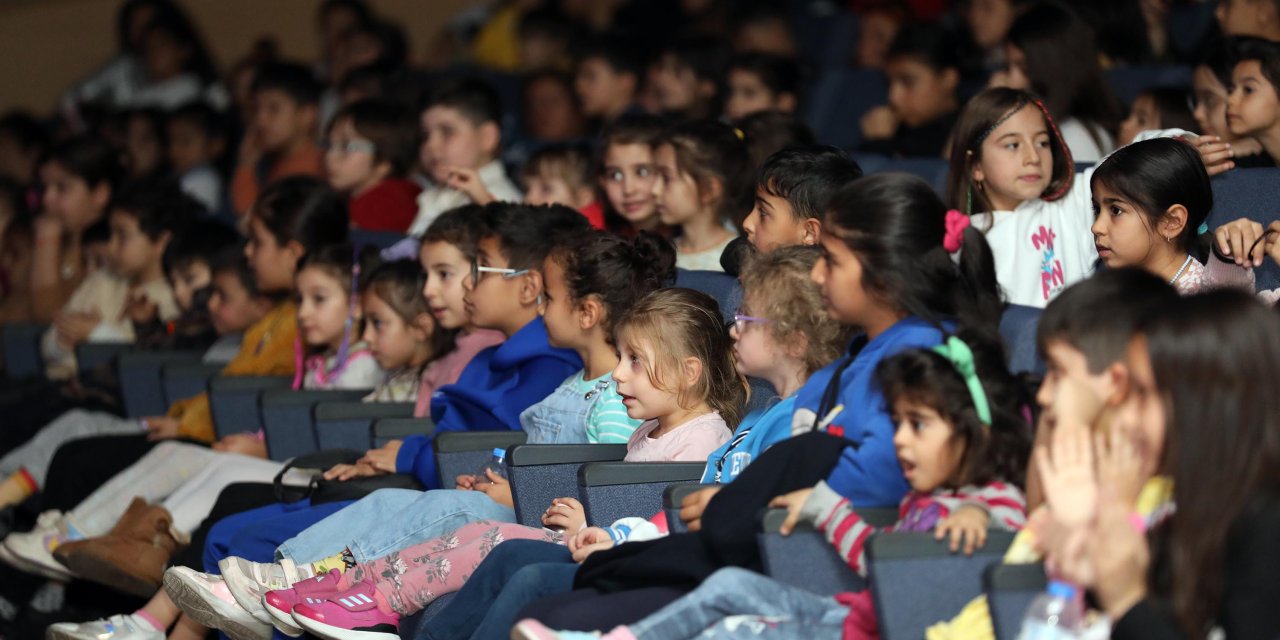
[524,78,583,141]
[1113,335,1166,478]
[652,143,705,227]
[253,89,315,154]
[419,240,470,331]
[652,54,703,114]
[811,232,874,325]
[83,241,111,274]
[462,235,534,334]
[244,216,298,293]
[108,209,166,280]
[295,266,352,350]
[729,294,786,379]
[169,261,212,311]
[167,119,215,175]
[126,116,164,178]
[142,29,187,80]
[420,106,495,185]
[324,117,384,196]
[1002,45,1032,92]
[208,270,263,335]
[40,161,107,232]
[601,143,658,224]
[1193,65,1234,140]
[1227,60,1280,138]
[1119,95,1159,147]
[612,334,679,421]
[971,105,1053,212]
[362,290,428,370]
[967,0,1016,49]
[525,174,589,209]
[575,57,632,117]
[891,397,965,493]
[856,12,901,69]
[724,69,783,121]
[1216,0,1270,37]
[886,57,958,127]
[539,255,582,350]
[743,185,811,252]
[1036,339,1123,422]
[1090,182,1162,271]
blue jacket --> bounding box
[395,316,582,487]
[792,316,946,508]
[700,395,795,484]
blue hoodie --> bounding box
[395,316,582,488]
[700,395,795,484]
[791,316,946,508]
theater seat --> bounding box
[756,506,897,595]
[208,375,292,438]
[1,323,48,380]
[118,350,203,417]
[260,388,371,461]
[505,443,627,526]
[999,305,1044,376]
[985,563,1048,640]
[577,461,705,527]
[314,400,416,451]
[1207,168,1280,292]
[674,269,740,325]
[433,431,528,489]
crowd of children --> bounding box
[0,0,1277,639]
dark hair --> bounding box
[480,202,594,271]
[660,37,731,116]
[550,231,676,341]
[825,172,1002,330]
[420,77,503,128]
[518,6,579,45]
[734,111,817,169]
[576,34,645,78]
[338,59,402,99]
[252,62,324,106]
[167,102,228,140]
[757,145,863,221]
[1200,37,1244,87]
[887,22,961,73]
[727,53,802,101]
[522,141,595,191]
[1070,0,1154,67]
[297,242,381,295]
[1007,1,1122,136]
[140,8,219,84]
[210,242,258,298]
[117,0,171,53]
[328,99,418,177]
[1091,138,1212,253]
[343,19,409,70]
[0,110,49,157]
[599,113,667,151]
[1036,268,1177,373]
[125,108,169,175]
[947,88,1074,215]
[616,288,747,429]
[1232,36,1280,91]
[82,217,111,245]
[423,204,485,262]
[43,135,125,192]
[662,120,755,227]
[1140,290,1280,635]
[319,0,372,25]
[163,218,239,274]
[364,258,456,367]
[1137,87,1199,134]
[251,176,350,255]
[875,328,1032,488]
[109,178,198,241]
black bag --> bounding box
[273,449,423,505]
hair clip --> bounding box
[943,209,971,255]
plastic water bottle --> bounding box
[1017,581,1083,640]
[473,448,508,485]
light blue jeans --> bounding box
[627,568,847,640]
[275,488,516,564]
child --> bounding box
[230,62,325,216]
[734,110,818,171]
[598,115,666,236]
[649,38,728,121]
[324,99,421,232]
[965,0,1022,72]
[407,78,522,236]
[520,72,586,144]
[723,52,800,121]
[123,108,169,180]
[360,259,452,403]
[1117,87,1198,146]
[1189,38,1274,175]
[653,120,752,271]
[946,87,1089,307]
[858,24,963,159]
[1226,37,1280,166]
[166,102,227,214]
[741,145,862,253]
[290,243,384,391]
[574,38,643,126]
[1216,0,1280,41]
[522,142,604,229]
[516,330,1032,640]
[855,1,911,70]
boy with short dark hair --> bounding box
[230,62,325,215]
[574,37,643,124]
[323,99,421,232]
[741,145,863,253]
[167,102,227,214]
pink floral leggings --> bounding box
[335,521,563,615]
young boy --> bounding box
[324,99,421,232]
[522,142,604,229]
[408,78,522,236]
[741,145,863,253]
[1226,37,1280,167]
[132,219,240,354]
[167,102,227,215]
[230,62,325,216]
[574,38,643,125]
[724,53,801,121]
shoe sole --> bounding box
[293,612,399,640]
[161,570,271,640]
[59,549,157,598]
[509,621,556,640]
[0,543,73,582]
[221,572,277,626]
[264,600,305,637]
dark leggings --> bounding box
[41,435,163,512]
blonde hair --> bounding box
[738,246,853,375]
[616,288,746,429]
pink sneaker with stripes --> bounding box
[290,579,399,640]
[262,569,344,637]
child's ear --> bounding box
[520,269,544,306]
[300,104,320,134]
[941,68,960,94]
[153,230,173,251]
[801,217,822,245]
[372,158,394,182]
[91,182,112,212]
[784,333,810,361]
[775,91,798,114]
[478,122,502,159]
[1159,204,1189,242]
[578,296,603,331]
[283,239,306,265]
[410,312,434,340]
[698,176,725,209]
[682,355,704,391]
[1100,362,1130,406]
[968,150,985,185]
[572,185,596,209]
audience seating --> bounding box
[985,563,1048,640]
[117,350,204,417]
[757,506,897,596]
[505,443,628,526]
[1,323,47,380]
[577,461,706,527]
[674,269,740,325]
[881,158,950,195]
[259,389,371,461]
[1207,167,1280,292]
[314,400,417,452]
[805,68,888,152]
[351,229,409,250]
[433,430,528,489]
[662,481,705,534]
[208,375,292,438]
[73,341,132,379]
[371,417,434,448]
[998,305,1044,377]
[1104,66,1194,107]
[161,361,223,405]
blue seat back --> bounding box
[209,376,293,438]
[867,531,1015,640]
[880,160,950,195]
[985,564,1048,640]
[75,342,132,378]
[756,507,897,595]
[162,362,223,405]
[804,68,888,151]
[999,305,1044,376]
[260,390,371,461]
[2,323,47,380]
[1104,66,1193,107]
[372,417,434,448]
[118,351,202,417]
[506,444,628,526]
[792,6,857,71]
[578,462,705,527]
[1207,168,1280,291]
[433,431,528,489]
[351,229,408,249]
[662,482,705,534]
[314,401,416,452]
[674,269,740,324]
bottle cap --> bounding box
[492,448,506,459]
[1047,580,1077,599]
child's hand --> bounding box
[860,106,899,140]
[444,167,495,205]
[1214,217,1267,267]
[123,290,159,325]
[357,440,401,474]
[474,469,514,507]
[33,214,63,244]
[1086,489,1150,619]
[1035,425,1098,528]
[1192,134,1236,176]
[324,462,379,481]
[568,526,615,563]
[542,497,586,532]
[1048,373,1105,433]
[212,433,267,458]
[55,310,101,347]
[1264,221,1280,266]
[455,474,478,490]
[934,505,990,555]
[768,487,816,536]
[1094,429,1145,509]
[678,486,722,532]
[238,130,262,164]
[143,416,181,441]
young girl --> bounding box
[649,38,727,121]
[290,243,384,392]
[858,24,963,159]
[516,331,1032,640]
[723,52,800,121]
[1089,138,1215,295]
[599,115,666,237]
[1117,88,1198,146]
[654,120,752,271]
[522,143,603,229]
[123,108,169,180]
[358,259,452,404]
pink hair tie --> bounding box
[943,209,970,254]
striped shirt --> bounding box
[583,373,641,444]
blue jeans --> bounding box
[417,539,574,640]
[627,568,846,639]
[202,499,353,572]
[276,488,516,564]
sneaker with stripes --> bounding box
[290,579,399,640]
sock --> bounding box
[310,548,356,576]
[132,609,164,632]
[0,471,36,509]
[601,627,638,640]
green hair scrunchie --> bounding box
[931,336,993,426]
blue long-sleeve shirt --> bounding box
[700,395,795,484]
[395,316,582,488]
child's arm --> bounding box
[774,481,880,576]
[444,167,495,205]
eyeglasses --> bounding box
[470,261,530,285]
[732,313,772,333]
[320,140,377,155]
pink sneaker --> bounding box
[262,569,344,637]
[290,580,399,640]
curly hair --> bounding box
[738,246,853,376]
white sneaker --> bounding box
[45,613,164,640]
[219,556,313,624]
[3,511,75,580]
[162,567,272,640]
